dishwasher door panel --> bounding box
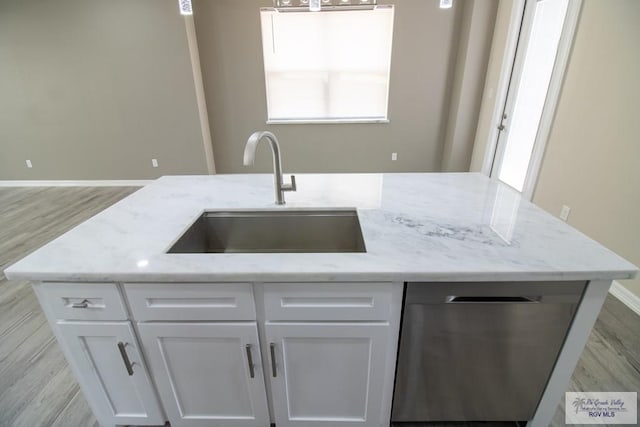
[392,300,578,421]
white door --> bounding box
[266,322,389,427]
[491,0,574,197]
[138,322,270,427]
[56,321,165,426]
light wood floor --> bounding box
[0,186,638,427]
[0,187,138,427]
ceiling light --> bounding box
[440,0,453,9]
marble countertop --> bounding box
[5,173,638,283]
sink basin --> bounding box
[168,209,366,253]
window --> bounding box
[259,6,394,123]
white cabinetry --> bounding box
[125,283,256,321]
[266,323,390,427]
[34,283,164,427]
[126,283,270,427]
[138,322,270,427]
[56,322,165,427]
[263,282,401,427]
[35,281,401,427]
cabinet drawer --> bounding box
[36,282,128,321]
[124,283,256,321]
[263,282,394,321]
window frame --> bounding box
[259,6,395,125]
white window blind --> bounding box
[260,6,394,123]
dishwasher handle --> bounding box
[446,296,541,303]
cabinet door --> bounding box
[138,322,270,427]
[266,322,390,427]
[56,321,165,426]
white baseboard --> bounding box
[0,180,152,187]
[609,281,640,317]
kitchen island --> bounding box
[5,173,637,427]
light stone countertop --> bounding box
[4,173,638,283]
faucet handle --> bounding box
[282,175,297,192]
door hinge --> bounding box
[498,113,508,131]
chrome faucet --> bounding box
[244,131,296,205]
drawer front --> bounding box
[263,282,394,321]
[36,283,128,321]
[124,283,256,321]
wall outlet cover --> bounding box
[560,205,571,221]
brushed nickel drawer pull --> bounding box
[245,344,255,378]
[270,343,277,378]
[71,299,91,309]
[117,342,134,376]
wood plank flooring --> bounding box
[0,187,138,427]
[0,186,638,427]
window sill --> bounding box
[266,118,390,125]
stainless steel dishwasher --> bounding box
[392,281,585,422]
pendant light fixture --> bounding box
[178,0,193,15]
[273,0,376,12]
[309,0,321,11]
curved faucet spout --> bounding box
[244,131,296,205]
[244,131,280,166]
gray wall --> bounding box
[533,0,640,297]
[0,0,208,180]
[193,0,496,174]
[0,0,497,179]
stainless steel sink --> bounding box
[168,209,366,253]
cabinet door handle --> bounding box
[270,343,277,378]
[71,299,90,309]
[245,344,255,378]
[117,342,134,376]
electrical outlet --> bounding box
[26,160,33,168]
[391,152,398,161]
[152,159,158,168]
[560,205,571,221]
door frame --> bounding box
[481,0,584,200]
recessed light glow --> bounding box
[137,259,149,268]
[440,0,453,9]
[178,0,193,15]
